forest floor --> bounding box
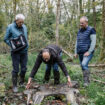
[0,53,105,105]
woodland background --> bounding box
[0,0,105,105]
[0,0,105,62]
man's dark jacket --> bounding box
[30,45,69,78]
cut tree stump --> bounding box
[24,81,79,105]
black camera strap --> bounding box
[19,26,24,35]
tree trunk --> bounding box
[55,0,61,45]
[79,0,83,16]
[88,0,91,13]
[46,0,52,12]
[100,0,105,62]
[13,0,17,17]
[92,0,96,29]
[36,0,40,29]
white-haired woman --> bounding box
[4,14,28,92]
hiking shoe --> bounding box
[13,86,18,93]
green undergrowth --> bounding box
[0,52,105,105]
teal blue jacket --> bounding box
[4,22,28,53]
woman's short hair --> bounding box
[15,14,25,20]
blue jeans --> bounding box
[79,53,93,70]
[46,52,62,71]
[46,63,59,71]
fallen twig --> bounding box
[92,79,105,85]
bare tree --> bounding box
[88,0,91,13]
[13,0,17,17]
[79,0,83,15]
[100,0,105,62]
[92,0,96,29]
[55,0,61,45]
[46,0,53,12]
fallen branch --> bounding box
[62,49,73,60]
[0,64,7,68]
[29,48,41,52]
[89,64,105,67]
[91,70,105,74]
[92,79,105,85]
[29,48,37,52]
[0,64,10,69]
[72,63,105,67]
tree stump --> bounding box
[24,81,79,105]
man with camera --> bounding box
[4,14,28,92]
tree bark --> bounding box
[55,0,61,45]
[100,0,105,62]
[79,0,83,15]
[46,0,52,12]
[92,0,96,29]
[88,0,91,13]
[13,0,17,17]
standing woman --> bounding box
[4,14,28,92]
